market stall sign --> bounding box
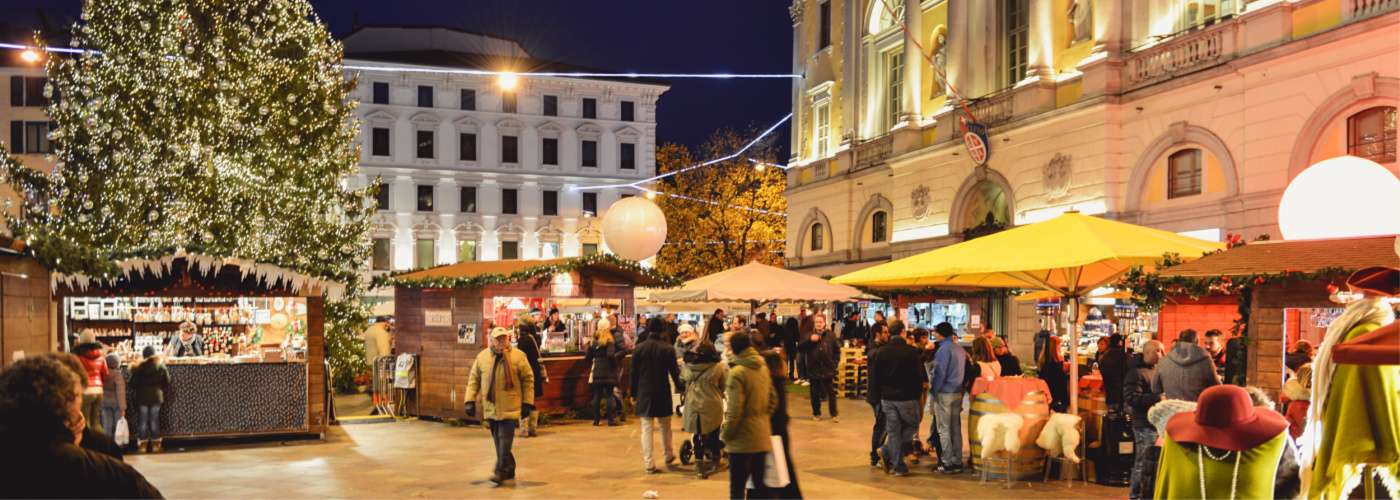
[959,116,989,165]
[424,309,452,327]
[552,273,577,297]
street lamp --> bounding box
[497,73,518,90]
[21,49,40,63]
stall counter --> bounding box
[121,361,308,438]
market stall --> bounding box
[0,235,50,369]
[379,256,676,418]
[55,256,339,438]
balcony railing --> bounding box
[1346,0,1400,19]
[1124,24,1228,88]
[961,87,1017,128]
[853,135,893,171]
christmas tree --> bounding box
[2,0,378,388]
[5,0,373,283]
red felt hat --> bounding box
[1166,385,1289,452]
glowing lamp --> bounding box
[497,73,518,90]
[645,190,656,200]
[1278,156,1400,240]
[21,49,40,63]
[602,196,668,261]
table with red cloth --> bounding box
[1077,372,1103,390]
[972,376,1052,411]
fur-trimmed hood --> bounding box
[1148,399,1198,437]
[1284,376,1311,402]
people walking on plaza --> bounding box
[758,350,803,499]
[929,322,967,474]
[516,316,545,438]
[869,319,928,477]
[797,313,839,422]
[663,313,680,344]
[73,330,108,433]
[792,316,810,383]
[611,317,632,424]
[1152,329,1220,402]
[681,341,727,478]
[361,317,392,415]
[721,332,777,500]
[1285,340,1314,375]
[586,320,620,426]
[0,355,163,498]
[101,350,127,441]
[755,312,771,344]
[1201,329,1227,380]
[864,322,890,468]
[968,336,1000,380]
[1124,339,1165,500]
[705,309,726,345]
[1038,336,1071,413]
[464,327,535,485]
[129,346,170,454]
[990,337,1022,377]
[676,323,699,358]
[45,352,126,460]
[632,318,684,474]
[1099,333,1128,412]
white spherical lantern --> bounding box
[1278,156,1400,240]
[601,196,668,261]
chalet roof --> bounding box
[1158,235,1399,278]
[393,258,672,288]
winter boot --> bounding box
[151,439,164,453]
[136,440,148,454]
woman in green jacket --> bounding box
[128,346,170,454]
[722,333,776,500]
[681,341,726,477]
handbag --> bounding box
[746,435,791,489]
[114,417,130,446]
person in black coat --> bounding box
[704,309,726,345]
[0,356,163,499]
[1124,340,1164,500]
[797,314,840,421]
[631,318,683,473]
[1098,334,1129,412]
[864,323,890,467]
[516,320,545,437]
[1038,336,1071,413]
[754,350,803,499]
[586,327,620,426]
[782,317,800,379]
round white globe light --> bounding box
[601,196,668,261]
[1278,156,1400,240]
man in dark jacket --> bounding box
[782,317,800,379]
[704,309,726,345]
[1124,340,1165,500]
[516,319,545,437]
[755,313,771,344]
[869,319,928,476]
[797,314,840,421]
[1201,329,1227,381]
[1099,334,1129,412]
[864,322,890,467]
[0,356,163,499]
[1151,329,1220,401]
[631,318,683,473]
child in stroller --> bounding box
[679,340,727,478]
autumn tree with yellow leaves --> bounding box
[652,126,787,280]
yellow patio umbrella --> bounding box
[831,212,1225,413]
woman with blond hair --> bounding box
[1037,336,1071,412]
[586,318,620,426]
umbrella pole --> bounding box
[1067,295,1081,415]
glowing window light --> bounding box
[1278,156,1400,240]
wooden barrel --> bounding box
[1077,387,1107,443]
[968,391,1050,480]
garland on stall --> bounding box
[849,284,1013,300]
[371,253,683,296]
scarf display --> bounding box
[485,346,515,403]
[1300,297,1396,498]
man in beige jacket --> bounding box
[465,327,535,485]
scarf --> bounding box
[486,346,515,403]
[1299,297,1393,494]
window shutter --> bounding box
[10,77,23,107]
[9,121,23,153]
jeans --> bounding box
[592,384,617,422]
[640,415,675,469]
[81,393,103,432]
[100,403,124,439]
[934,392,963,468]
[868,401,887,463]
[487,419,518,478]
[1129,427,1159,500]
[796,352,807,380]
[728,451,771,500]
[808,378,837,417]
[926,393,943,459]
[137,404,161,441]
[881,400,920,474]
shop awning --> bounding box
[648,260,863,303]
[1157,235,1399,278]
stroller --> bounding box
[676,388,725,478]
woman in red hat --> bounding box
[1155,385,1290,500]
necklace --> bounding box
[1197,445,1242,500]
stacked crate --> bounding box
[835,347,868,398]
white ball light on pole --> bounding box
[1278,156,1400,240]
[601,196,668,261]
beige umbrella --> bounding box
[649,260,864,303]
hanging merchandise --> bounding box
[1155,385,1290,500]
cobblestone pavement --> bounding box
[128,394,1126,499]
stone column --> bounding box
[1092,0,1128,56]
[900,0,923,124]
[1027,0,1055,83]
[790,1,807,162]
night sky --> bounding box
[0,0,794,154]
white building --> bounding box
[1,51,58,228]
[342,25,668,276]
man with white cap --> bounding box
[465,327,535,485]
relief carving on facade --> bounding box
[1043,153,1072,200]
[911,184,931,220]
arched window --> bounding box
[871,211,888,243]
[1168,149,1203,199]
[1349,106,1397,163]
[810,223,825,251]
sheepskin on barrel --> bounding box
[977,413,1024,458]
[1037,413,1084,462]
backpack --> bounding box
[393,353,418,389]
